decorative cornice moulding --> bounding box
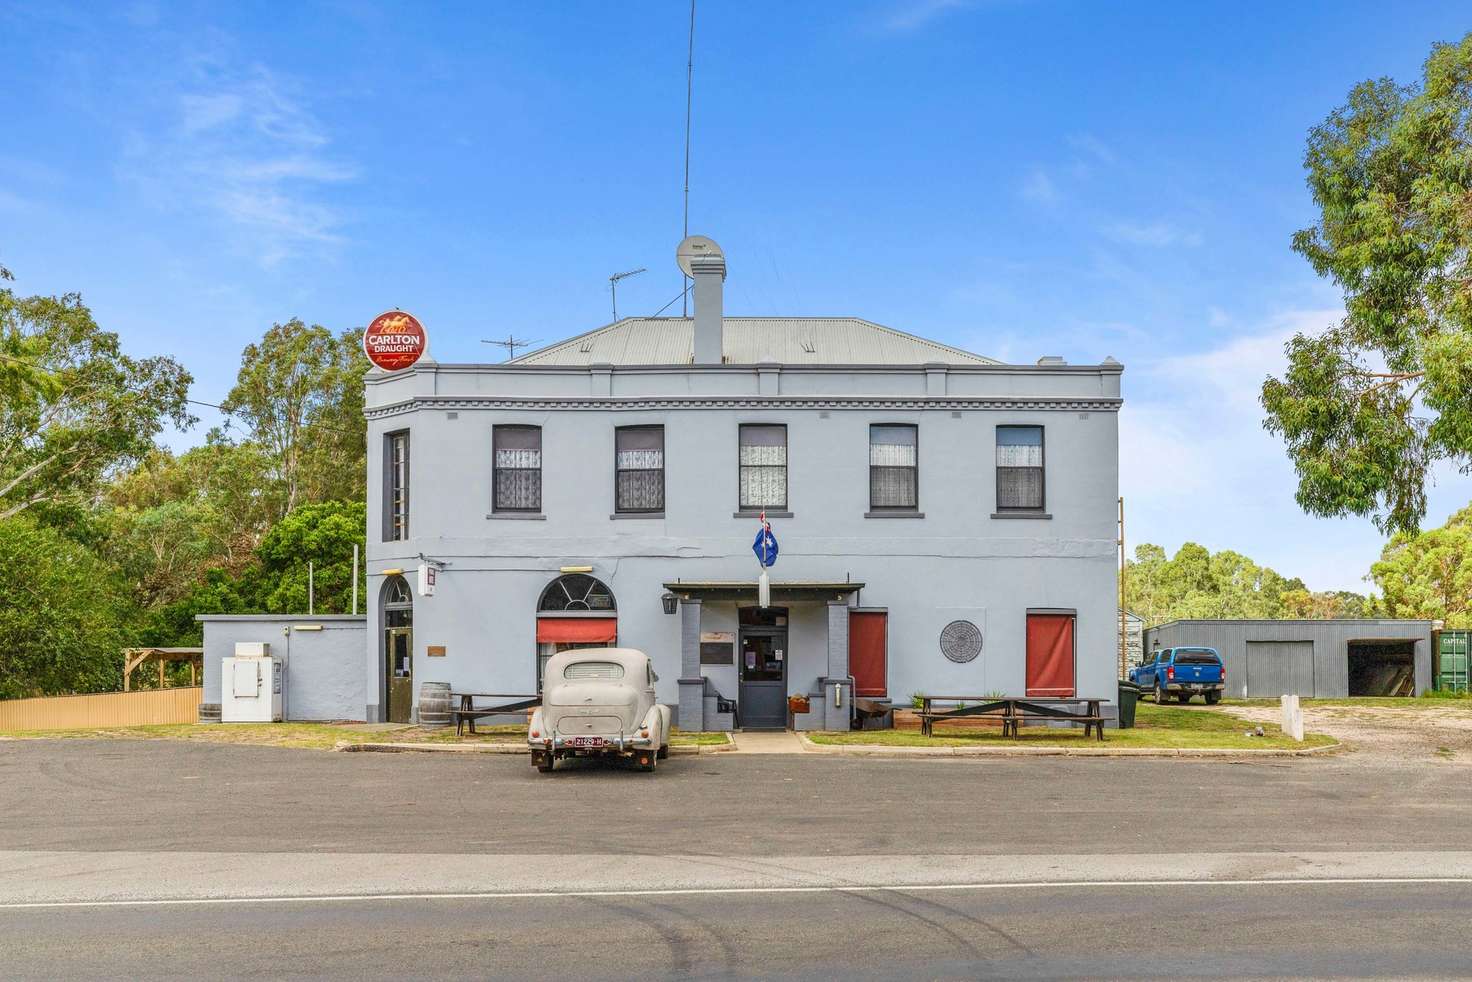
[364,395,1123,420]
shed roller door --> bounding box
[1245,641,1314,697]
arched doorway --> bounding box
[535,573,617,689]
[382,575,414,723]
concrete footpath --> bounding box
[3,850,1470,906]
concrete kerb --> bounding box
[794,732,1343,759]
[337,737,736,755]
[334,733,1338,759]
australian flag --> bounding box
[752,512,779,568]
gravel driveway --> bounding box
[1215,701,1472,764]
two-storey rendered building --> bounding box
[364,245,1123,730]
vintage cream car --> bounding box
[529,648,671,773]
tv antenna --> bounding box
[481,335,540,361]
[609,267,646,321]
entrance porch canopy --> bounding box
[662,580,864,603]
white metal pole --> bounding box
[308,560,314,616]
[352,544,359,615]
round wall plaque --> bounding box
[940,620,983,664]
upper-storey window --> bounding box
[384,431,409,540]
[996,425,1045,511]
[738,424,787,511]
[615,425,665,513]
[494,425,542,512]
[869,424,918,511]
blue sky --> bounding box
[3,1,1470,592]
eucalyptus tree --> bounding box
[1264,34,1472,534]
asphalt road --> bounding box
[7,883,1472,980]
[5,739,1471,854]
[3,740,1472,979]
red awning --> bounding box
[536,617,618,644]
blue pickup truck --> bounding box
[1130,647,1225,704]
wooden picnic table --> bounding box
[452,692,540,737]
[916,695,1106,741]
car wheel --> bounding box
[1205,691,1221,705]
[1157,684,1168,704]
[533,752,554,773]
[657,744,669,760]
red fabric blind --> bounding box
[1025,613,1075,698]
[536,618,617,644]
[849,612,888,697]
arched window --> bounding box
[383,574,413,628]
[384,576,412,607]
[538,573,616,612]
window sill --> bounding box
[486,512,547,520]
[733,510,793,519]
[991,511,1052,520]
[864,511,925,519]
[610,512,665,520]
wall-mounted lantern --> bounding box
[661,593,679,615]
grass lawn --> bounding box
[0,722,731,750]
[807,702,1335,750]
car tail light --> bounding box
[1166,667,1175,681]
[640,728,649,738]
[530,729,539,738]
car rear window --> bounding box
[564,661,625,681]
[1174,649,1220,665]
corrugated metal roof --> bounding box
[511,317,998,366]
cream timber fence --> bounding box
[0,687,202,731]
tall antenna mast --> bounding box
[682,0,695,316]
[609,267,647,321]
[481,335,540,361]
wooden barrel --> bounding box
[197,702,222,724]
[417,682,453,727]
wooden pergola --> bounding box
[122,647,204,691]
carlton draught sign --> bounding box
[364,310,427,371]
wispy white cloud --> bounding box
[121,59,354,267]
[1067,133,1116,166]
[1104,220,1203,248]
[1118,306,1400,590]
[1019,168,1059,206]
[877,0,973,32]
[0,188,33,212]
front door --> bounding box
[739,627,788,729]
[386,627,413,723]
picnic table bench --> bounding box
[451,692,540,737]
[915,695,1106,741]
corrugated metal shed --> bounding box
[511,317,999,366]
[1142,619,1435,699]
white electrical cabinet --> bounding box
[221,643,282,722]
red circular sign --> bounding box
[364,310,426,371]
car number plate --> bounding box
[567,736,606,748]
